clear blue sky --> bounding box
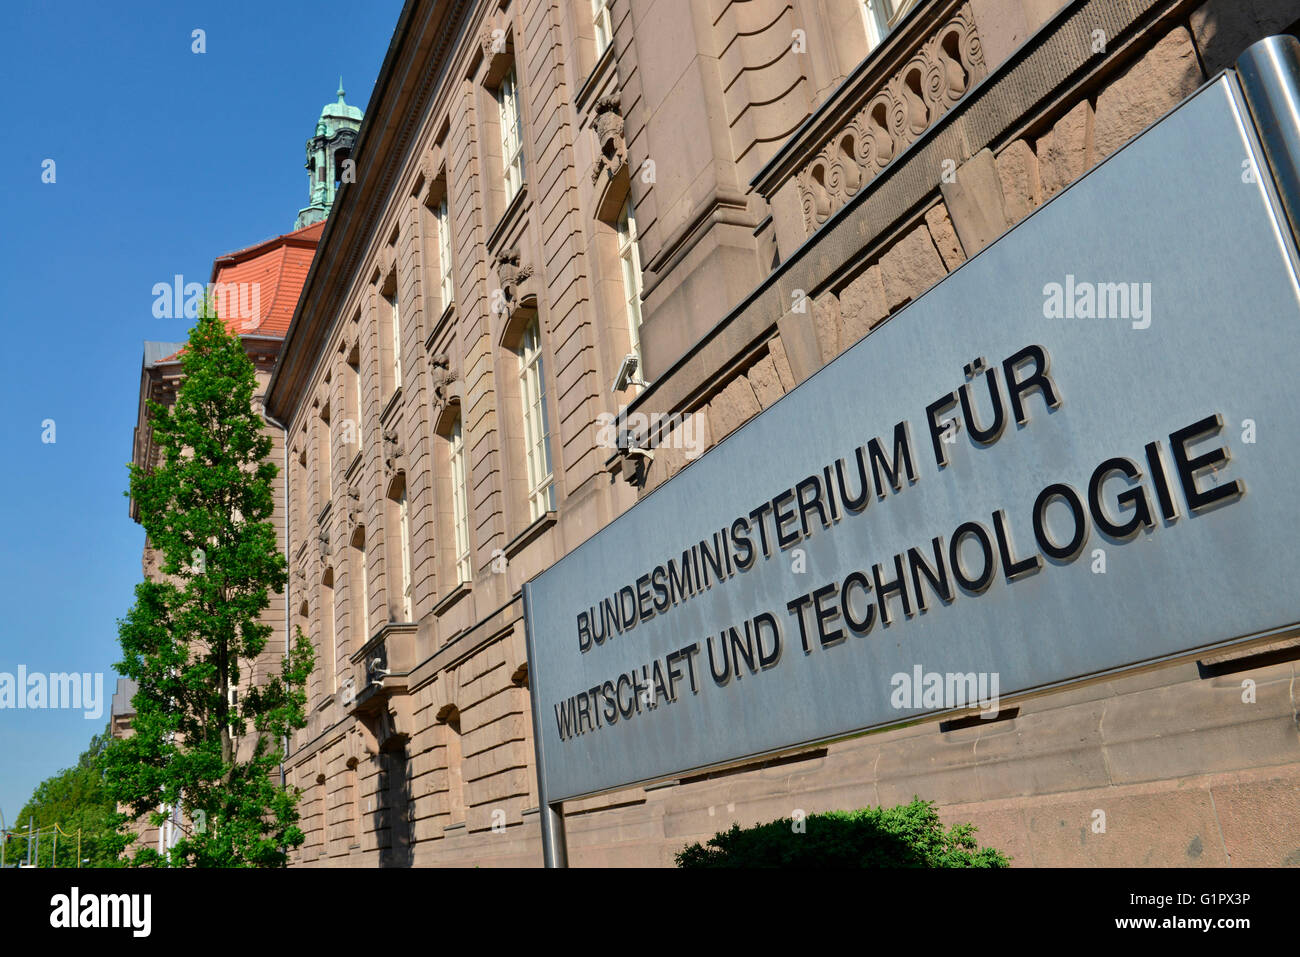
[0,0,404,829]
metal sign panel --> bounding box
[524,75,1300,803]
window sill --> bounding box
[344,448,363,482]
[432,579,471,617]
[505,509,556,560]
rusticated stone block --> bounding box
[838,263,889,346]
[995,139,1041,225]
[745,353,785,409]
[812,292,843,364]
[1094,27,1204,160]
[879,224,947,311]
[924,202,966,271]
[775,307,824,384]
[766,336,797,392]
[707,375,761,440]
[1037,99,1093,200]
[940,149,1008,256]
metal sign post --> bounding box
[523,582,568,867]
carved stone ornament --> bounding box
[590,93,627,184]
[430,353,460,408]
[344,485,362,528]
[318,526,332,558]
[796,2,985,233]
[493,246,536,313]
[480,27,508,60]
[383,427,405,474]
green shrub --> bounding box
[675,797,1010,868]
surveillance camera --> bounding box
[612,353,646,393]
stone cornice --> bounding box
[266,0,480,429]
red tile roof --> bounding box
[160,221,324,363]
[208,221,325,338]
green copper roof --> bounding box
[319,77,363,127]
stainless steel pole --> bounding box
[1237,36,1300,245]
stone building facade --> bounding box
[265,0,1300,867]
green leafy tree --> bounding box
[2,727,120,867]
[675,797,1010,868]
[104,303,314,867]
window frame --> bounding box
[518,318,555,520]
[592,0,613,57]
[397,483,413,621]
[497,66,526,204]
[616,196,645,364]
[448,413,472,584]
[387,290,403,393]
[436,196,455,312]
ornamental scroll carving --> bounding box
[796,3,985,233]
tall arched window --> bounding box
[518,318,554,519]
[449,413,471,584]
[436,197,455,312]
[397,482,413,620]
[351,525,369,646]
[616,196,644,364]
[496,66,525,203]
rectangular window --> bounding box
[320,405,332,502]
[398,487,412,621]
[616,197,644,363]
[436,197,455,312]
[350,355,363,456]
[519,319,554,520]
[388,292,402,392]
[356,539,369,641]
[449,414,471,584]
[592,0,612,57]
[323,575,336,694]
[497,67,525,204]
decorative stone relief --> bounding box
[590,94,627,184]
[344,484,362,529]
[430,353,460,409]
[493,246,536,315]
[796,2,985,232]
[383,427,405,475]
